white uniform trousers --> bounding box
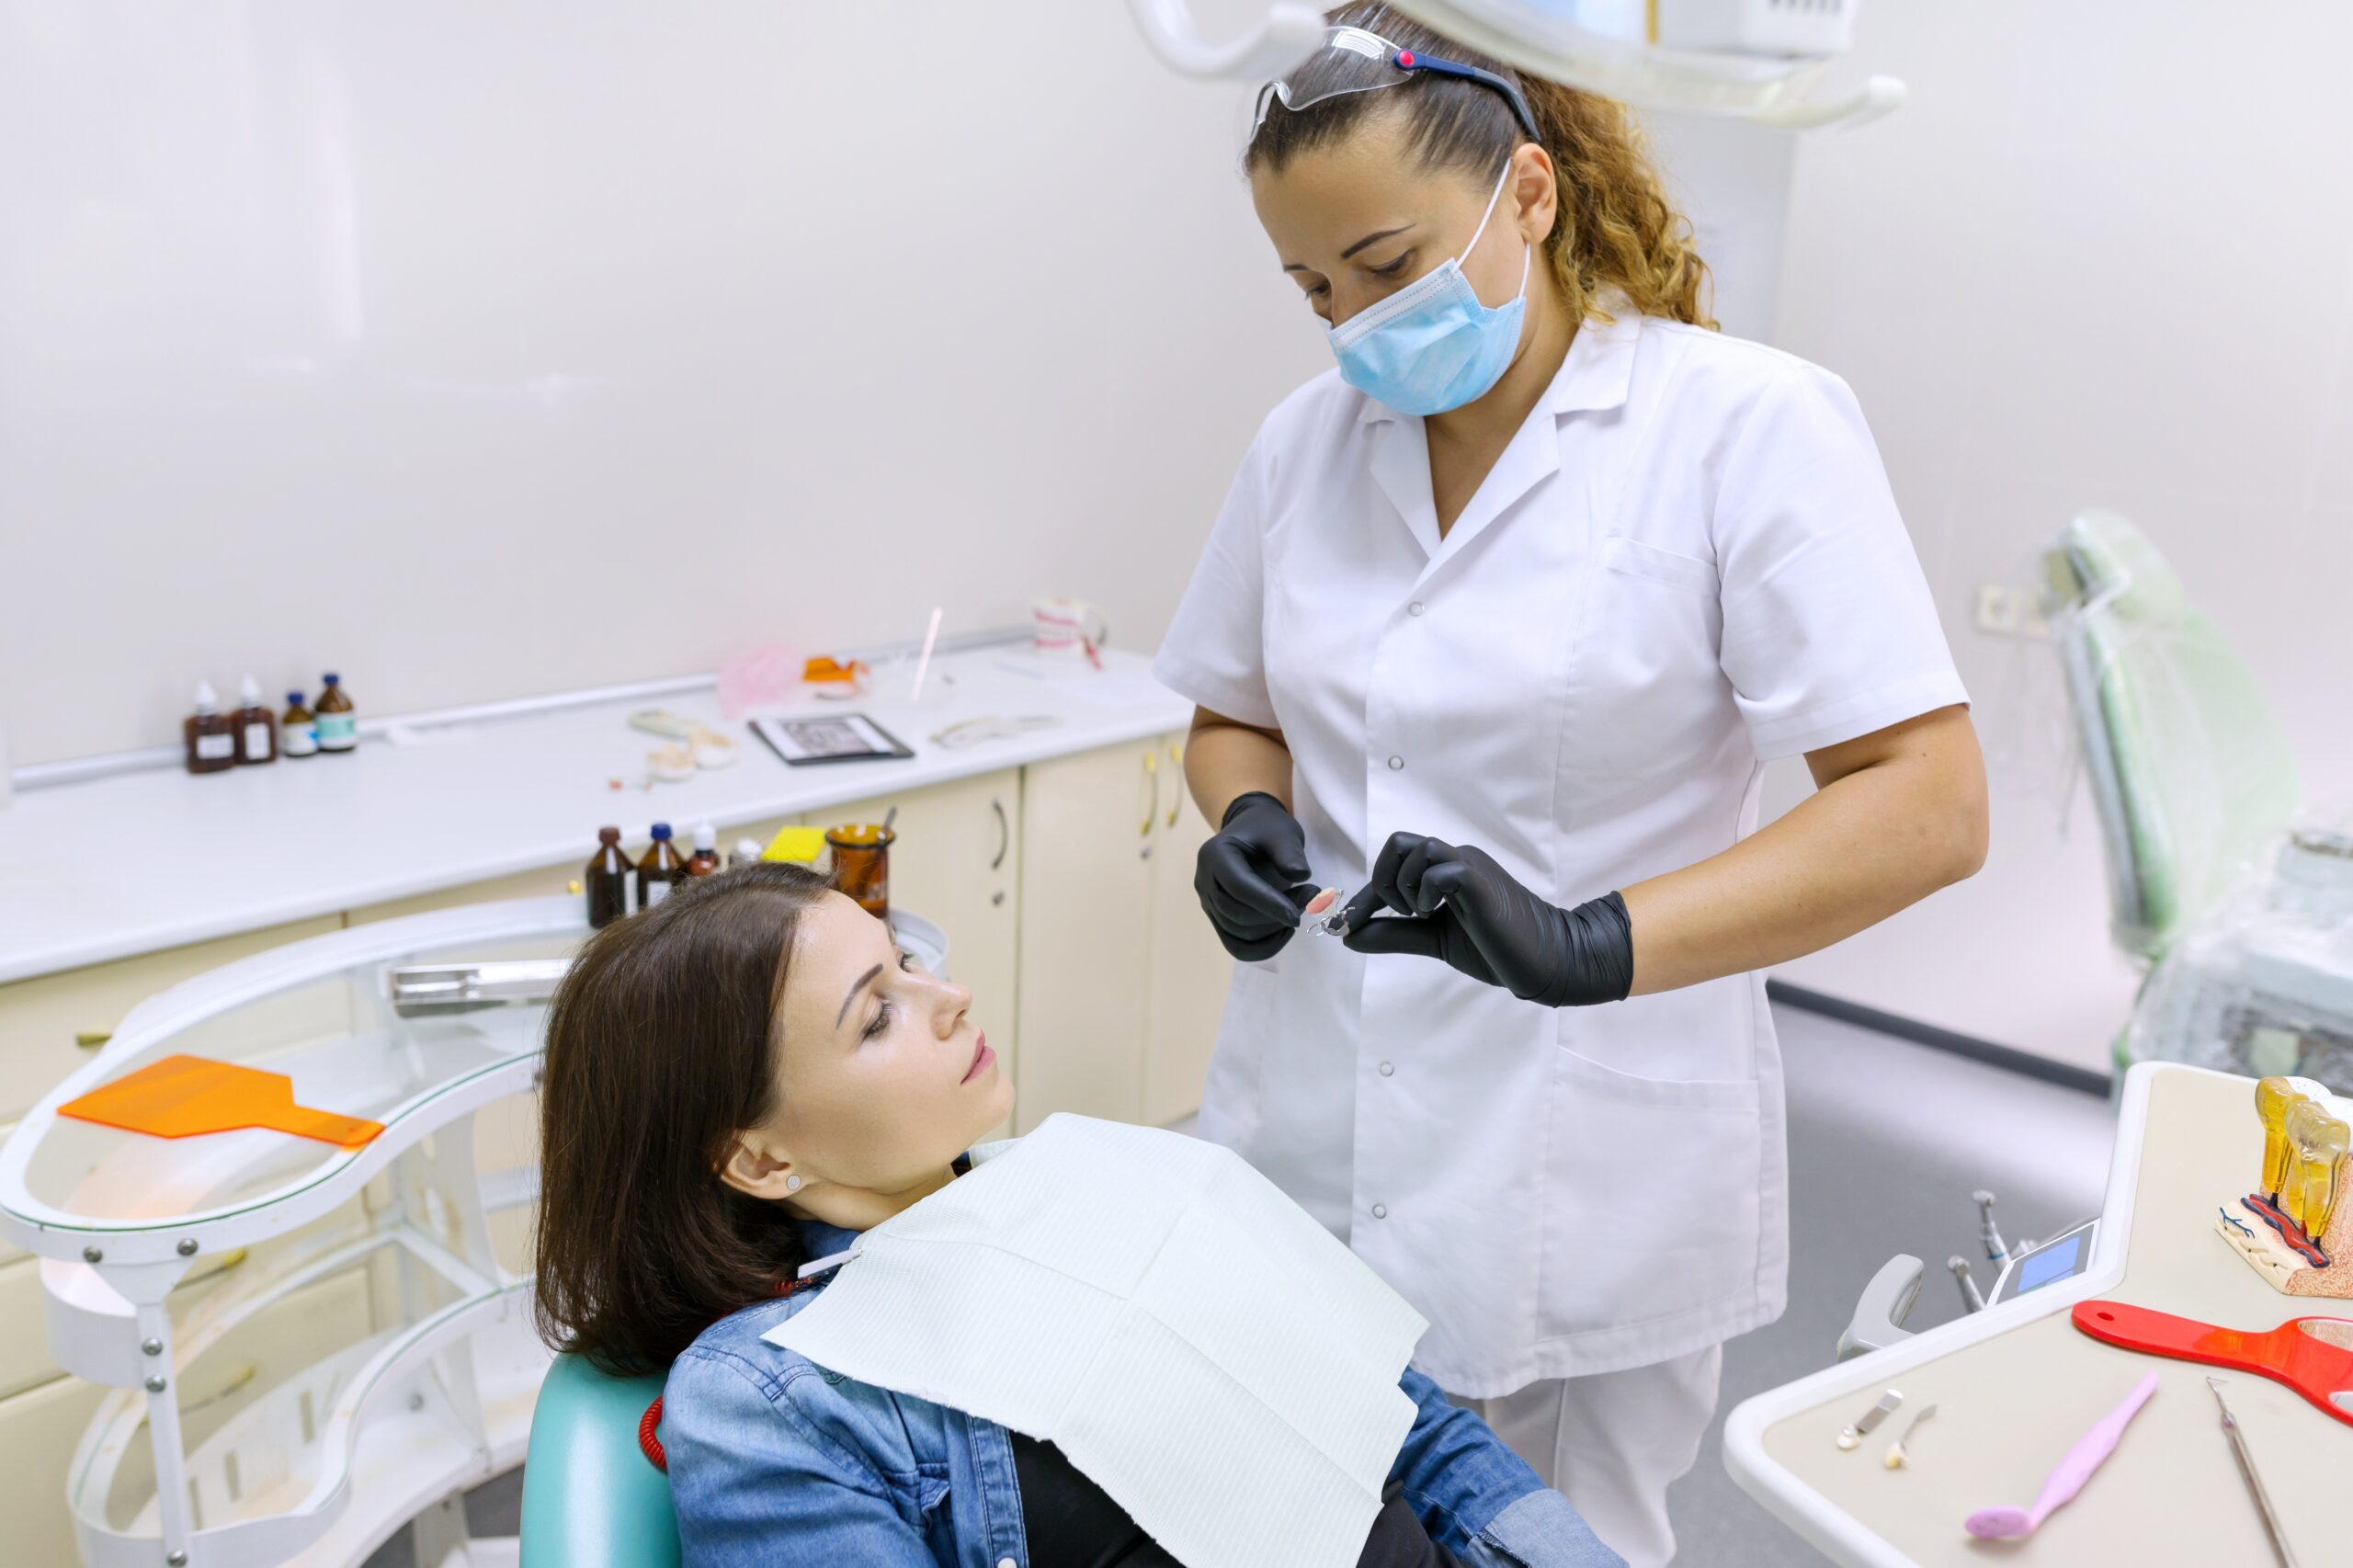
[1452,1344,1723,1568]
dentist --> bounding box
[1154,10,1987,1565]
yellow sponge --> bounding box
[762,826,830,864]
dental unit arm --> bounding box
[1127,0,1906,131]
[1840,1188,2097,1362]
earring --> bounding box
[785,1175,802,1193]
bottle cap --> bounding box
[693,822,718,850]
[322,672,341,686]
[733,838,765,863]
[287,690,305,706]
[239,675,262,704]
[194,680,220,712]
[597,826,621,845]
[651,822,674,840]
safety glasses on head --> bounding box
[1253,25,1540,142]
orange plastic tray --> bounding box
[59,1054,383,1148]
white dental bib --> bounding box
[763,1114,1429,1568]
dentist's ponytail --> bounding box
[1518,72,1714,329]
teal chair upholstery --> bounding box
[519,1353,681,1568]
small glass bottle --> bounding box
[314,672,358,755]
[184,682,236,775]
[639,823,688,909]
[731,837,766,869]
[585,827,631,928]
[826,823,894,919]
[280,690,319,759]
[233,676,277,766]
[686,821,722,877]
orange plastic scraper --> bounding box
[59,1054,383,1148]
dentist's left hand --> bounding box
[1339,833,1634,1007]
[1195,792,1319,962]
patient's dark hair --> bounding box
[533,861,832,1373]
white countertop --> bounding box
[0,646,1191,983]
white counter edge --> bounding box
[1,646,1193,984]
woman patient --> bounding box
[533,863,1622,1568]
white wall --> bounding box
[1764,1,2353,1068]
[0,1,1327,766]
[15,3,2341,1071]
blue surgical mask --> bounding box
[1327,159,1529,417]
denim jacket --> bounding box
[662,1221,1622,1568]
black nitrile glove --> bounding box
[1195,792,1318,962]
[1339,833,1633,1006]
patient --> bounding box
[533,862,1621,1568]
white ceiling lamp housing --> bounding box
[1129,0,1904,131]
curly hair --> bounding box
[1246,4,1714,330]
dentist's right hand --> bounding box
[1196,791,1318,962]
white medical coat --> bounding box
[1153,308,1968,1395]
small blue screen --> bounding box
[2014,1233,2085,1294]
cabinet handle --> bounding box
[1165,744,1184,828]
[178,1361,259,1414]
[1142,751,1160,838]
[990,799,1009,870]
[186,1247,250,1285]
[76,1030,112,1051]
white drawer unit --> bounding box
[1016,733,1233,1134]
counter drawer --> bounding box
[0,1374,108,1568]
[345,862,575,925]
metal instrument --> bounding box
[1949,1256,1986,1313]
[387,958,571,1015]
[1883,1403,1937,1469]
[2206,1377,2299,1568]
[1975,1188,2013,1264]
[1836,1389,1903,1451]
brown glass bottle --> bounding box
[233,676,277,766]
[184,681,235,775]
[685,822,722,878]
[585,827,631,928]
[638,823,688,909]
[280,690,319,759]
[826,823,894,919]
[313,672,357,755]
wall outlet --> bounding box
[1973,585,2050,639]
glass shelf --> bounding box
[2,904,583,1244]
[69,1243,541,1567]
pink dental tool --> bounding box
[1962,1370,2159,1540]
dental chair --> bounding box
[2044,510,2353,1092]
[517,1353,681,1568]
[2045,508,2302,967]
[1838,510,2351,1358]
